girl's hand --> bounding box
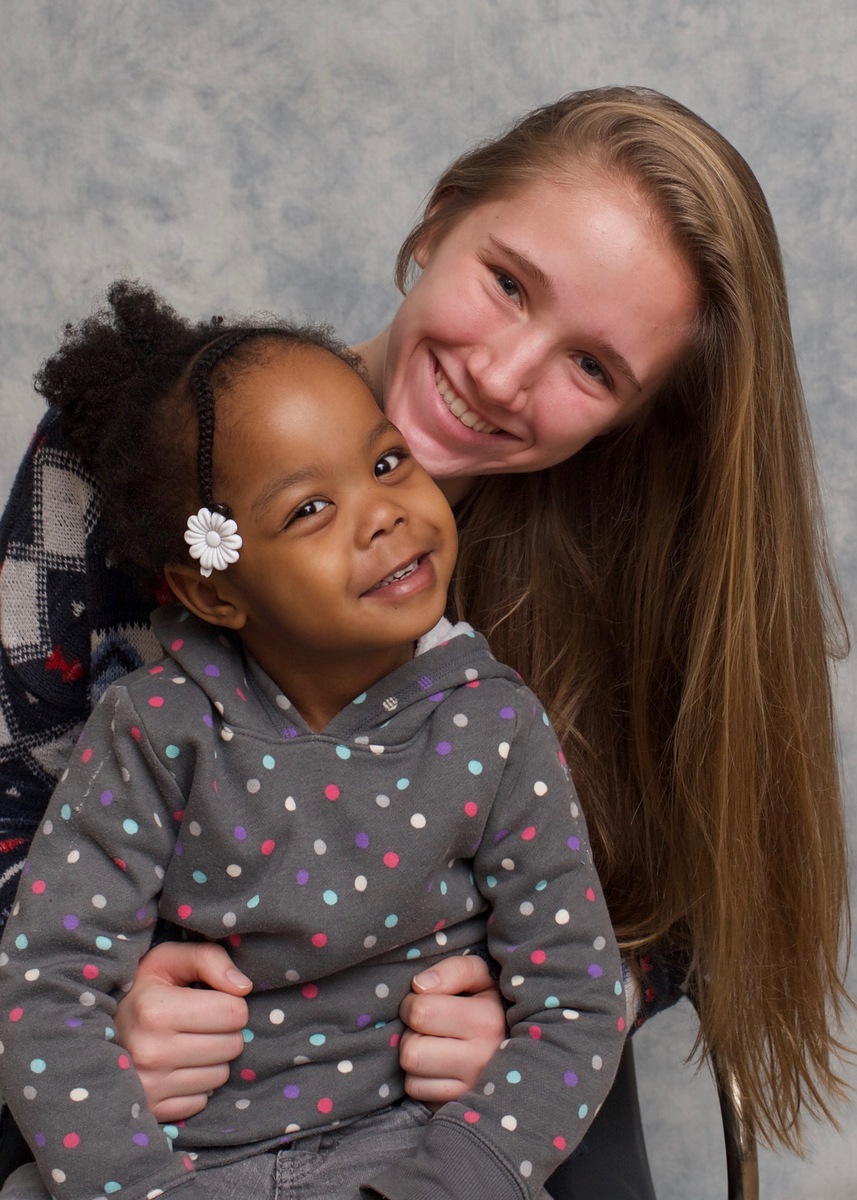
[114,942,252,1122]
[398,956,506,1105]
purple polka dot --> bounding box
[63,915,79,931]
[356,1014,372,1027]
[568,837,580,850]
[435,741,452,756]
[35,1134,46,1148]
[296,870,309,885]
[203,713,213,728]
[174,841,184,857]
[494,829,510,842]
[100,790,113,806]
[499,706,516,719]
[283,1084,300,1099]
[204,664,221,677]
[132,1133,149,1146]
[355,832,369,849]
[564,1071,579,1087]
[136,907,147,921]
[282,727,298,738]
[233,826,247,841]
[587,964,603,978]
[65,1018,82,1028]
[429,692,445,702]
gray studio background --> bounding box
[1,3,855,1197]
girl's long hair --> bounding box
[398,86,851,1151]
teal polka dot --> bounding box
[578,1103,589,1119]
[104,1184,122,1195]
[30,1059,46,1074]
[60,804,71,821]
[535,880,548,891]
[165,745,180,759]
[95,936,112,951]
[122,819,139,835]
[615,981,623,995]
[241,1028,254,1043]
[440,881,448,895]
[262,755,276,770]
[192,871,207,884]
[396,778,409,790]
[468,760,483,775]
[486,875,497,889]
[506,1070,522,1084]
[104,1027,115,1040]
[309,1033,326,1047]
[246,895,260,908]
[162,1125,179,1140]
[543,711,550,724]
[545,996,560,1008]
[406,948,421,959]
[352,692,367,705]
[323,890,338,906]
[14,934,27,950]
[336,745,351,760]
[385,914,399,928]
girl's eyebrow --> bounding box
[489,235,642,395]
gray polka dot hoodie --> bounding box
[0,605,624,1200]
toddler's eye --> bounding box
[288,498,330,525]
[494,271,522,302]
[577,354,607,383]
[375,450,407,476]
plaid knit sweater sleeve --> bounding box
[0,411,161,923]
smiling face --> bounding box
[382,174,698,488]
[189,345,458,717]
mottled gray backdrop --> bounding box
[1,3,855,1197]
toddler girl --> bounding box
[0,281,624,1200]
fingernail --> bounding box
[226,968,252,988]
[413,970,440,991]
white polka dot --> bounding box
[465,897,474,911]
[154,865,165,880]
[369,744,384,755]
[501,1115,517,1131]
[482,1082,495,1095]
[570,801,579,818]
[355,875,368,892]
[465,668,479,681]
[67,850,79,864]
[501,858,515,871]
[60,769,69,783]
[153,813,163,829]
[533,781,547,796]
[214,701,224,714]
[235,1099,250,1110]
[275,694,291,710]
[24,970,39,983]
[132,1104,141,1118]
[43,820,54,835]
[375,983,390,999]
[519,1161,533,1179]
[555,909,570,925]
[285,1123,301,1133]
[23,1086,36,1100]
[70,1088,88,1102]
[51,1169,66,1184]
[410,813,426,829]
[498,742,510,759]
[435,931,448,946]
[189,821,202,837]
[227,864,242,878]
[314,839,327,855]
[593,935,606,950]
[563,1009,580,1020]
[269,1009,285,1025]
[79,991,96,1006]
[593,1054,603,1070]
[510,975,524,987]
[520,901,534,916]
[453,713,468,727]
[375,794,390,808]
[337,1060,353,1074]
[0,953,7,968]
[92,894,107,909]
[121,768,130,783]
[285,970,300,983]
[378,1083,390,1098]
[171,676,186,685]
[284,796,296,811]
[364,935,377,949]
[246,779,260,794]
[222,912,237,928]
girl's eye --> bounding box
[494,271,522,302]
[288,498,330,525]
[375,450,407,476]
[576,354,607,384]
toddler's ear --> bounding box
[163,563,247,630]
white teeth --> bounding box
[372,559,418,590]
[435,370,499,434]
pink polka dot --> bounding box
[183,1156,194,1172]
[148,696,164,708]
[311,933,327,948]
[529,1025,543,1040]
[433,919,446,931]
[130,727,141,742]
[114,858,127,872]
[172,810,185,823]
[81,748,92,763]
[464,801,478,817]
[149,666,164,675]
[466,681,480,689]
[260,839,276,856]
[389,1032,400,1048]
[618,1016,626,1032]
[530,949,547,965]
[117,1055,131,1069]
[324,784,340,801]
[82,964,99,980]
[177,904,193,920]
[383,851,399,869]
[301,984,319,1000]
[463,1110,481,1124]
[521,826,536,841]
[31,880,46,894]
[62,1132,80,1149]
[171,639,184,652]
[227,934,241,948]
[553,1135,567,1150]
[9,1008,23,1023]
[317,1097,333,1114]
[240,1068,256,1082]
[586,887,596,902]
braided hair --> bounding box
[35,280,359,587]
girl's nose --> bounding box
[466,332,542,412]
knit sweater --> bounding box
[0,605,625,1200]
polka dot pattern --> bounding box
[0,609,624,1199]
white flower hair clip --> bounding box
[184,505,243,578]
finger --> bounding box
[147,1092,211,1123]
[138,1061,232,1109]
[403,1073,469,1107]
[410,954,495,997]
[135,941,252,995]
[398,1028,477,1081]
[130,982,250,1037]
[400,988,505,1041]
[127,1029,245,1073]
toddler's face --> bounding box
[209,346,458,682]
